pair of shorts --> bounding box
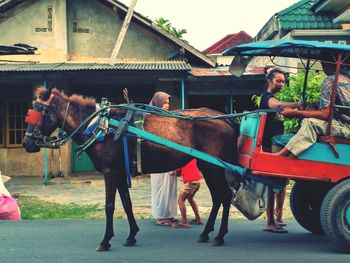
[181,181,200,196]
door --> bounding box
[72,142,96,173]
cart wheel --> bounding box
[290,181,332,234]
[320,179,350,253]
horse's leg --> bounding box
[97,175,117,251]
[213,187,232,246]
[117,182,140,246]
[198,190,221,243]
[197,168,221,243]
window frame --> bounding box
[4,99,30,148]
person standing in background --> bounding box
[172,159,202,228]
[149,92,178,226]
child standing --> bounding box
[172,159,202,228]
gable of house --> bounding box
[202,31,253,55]
[0,0,215,67]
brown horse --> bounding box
[23,87,239,251]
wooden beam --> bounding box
[110,0,137,62]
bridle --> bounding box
[25,93,71,148]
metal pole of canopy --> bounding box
[181,79,185,110]
[326,53,342,136]
[110,0,138,62]
[301,59,311,106]
[43,80,49,185]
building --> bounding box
[251,0,350,70]
[0,0,265,176]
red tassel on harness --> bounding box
[25,109,43,126]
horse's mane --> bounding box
[34,86,96,108]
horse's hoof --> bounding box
[212,238,224,246]
[197,235,209,243]
[123,238,137,246]
[96,243,111,252]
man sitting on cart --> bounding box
[275,61,350,157]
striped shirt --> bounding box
[319,70,350,124]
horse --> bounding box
[22,87,240,251]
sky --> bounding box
[118,0,301,51]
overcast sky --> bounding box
[117,0,300,51]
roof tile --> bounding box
[277,0,340,30]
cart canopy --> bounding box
[223,39,350,62]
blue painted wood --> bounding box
[299,142,350,166]
[109,118,246,176]
[240,113,259,138]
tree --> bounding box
[155,17,187,39]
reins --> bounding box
[35,101,280,149]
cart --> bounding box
[224,39,350,252]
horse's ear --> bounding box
[41,87,52,101]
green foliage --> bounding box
[155,17,187,39]
[252,94,261,107]
[252,70,326,133]
[19,196,101,220]
[278,70,325,132]
[276,70,325,105]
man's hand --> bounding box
[281,107,299,118]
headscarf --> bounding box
[149,91,171,108]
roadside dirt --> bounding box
[5,173,292,219]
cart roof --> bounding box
[223,39,350,61]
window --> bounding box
[338,40,347,45]
[0,100,30,148]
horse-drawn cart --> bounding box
[224,39,350,252]
[22,40,350,252]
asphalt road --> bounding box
[0,219,348,263]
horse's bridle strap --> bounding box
[36,93,55,106]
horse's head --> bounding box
[22,87,61,152]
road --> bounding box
[0,219,347,263]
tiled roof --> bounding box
[0,60,192,72]
[277,0,341,30]
[203,31,253,54]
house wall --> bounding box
[0,0,68,61]
[1,0,178,62]
[0,0,185,176]
[0,144,71,177]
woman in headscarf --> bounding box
[149,92,178,226]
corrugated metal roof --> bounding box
[0,61,192,72]
[190,66,266,77]
[277,0,341,30]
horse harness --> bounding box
[25,94,144,187]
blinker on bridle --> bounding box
[25,93,70,148]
